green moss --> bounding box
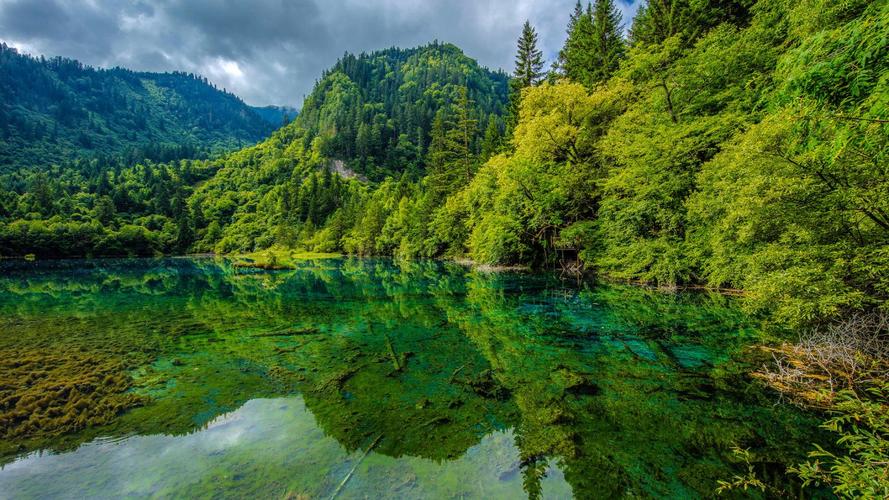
[0,349,147,456]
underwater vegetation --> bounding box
[0,349,145,453]
[0,257,833,498]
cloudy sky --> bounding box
[0,0,640,108]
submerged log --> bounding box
[252,327,320,338]
[329,433,383,499]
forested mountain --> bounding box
[0,43,275,171]
[295,42,509,179]
[0,42,510,256]
[187,42,512,250]
[249,105,299,127]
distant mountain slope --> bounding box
[249,105,299,127]
[0,43,275,170]
[0,42,511,256]
[294,42,509,179]
[186,42,511,250]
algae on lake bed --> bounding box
[0,349,145,454]
[0,257,833,498]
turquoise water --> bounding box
[0,258,828,498]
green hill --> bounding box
[0,43,275,171]
[294,42,509,180]
[0,42,510,256]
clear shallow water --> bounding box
[0,258,829,498]
[2,397,571,499]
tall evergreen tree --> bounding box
[426,87,479,198]
[452,87,479,183]
[426,110,459,198]
[589,0,625,84]
[560,5,596,86]
[509,21,546,132]
[514,21,546,88]
[555,2,586,75]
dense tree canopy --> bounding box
[0,44,276,171]
[293,42,509,180]
[1,0,886,333]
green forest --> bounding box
[0,0,887,494]
[0,43,277,171]
[4,0,884,328]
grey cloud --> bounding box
[0,0,641,107]
[0,0,122,60]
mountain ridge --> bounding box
[0,43,280,170]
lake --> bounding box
[0,257,829,498]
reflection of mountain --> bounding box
[0,258,829,497]
[439,272,828,497]
[1,397,570,499]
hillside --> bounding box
[0,42,511,256]
[184,42,511,251]
[0,43,275,170]
[249,105,299,127]
[295,42,509,179]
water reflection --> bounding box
[0,258,828,498]
[1,397,572,499]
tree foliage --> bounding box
[2,0,886,335]
[514,21,545,89]
[0,44,274,171]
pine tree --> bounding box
[556,2,586,75]
[509,21,546,133]
[560,5,595,87]
[480,115,502,161]
[426,88,479,198]
[589,0,625,84]
[426,110,458,198]
[558,1,625,88]
[452,87,479,183]
[514,21,545,88]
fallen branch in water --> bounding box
[755,312,889,407]
[329,433,383,500]
[449,364,466,383]
[252,327,320,338]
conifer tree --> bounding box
[452,86,479,182]
[426,87,479,198]
[514,21,545,88]
[426,109,459,198]
[555,2,586,75]
[509,21,545,132]
[560,5,595,86]
[589,0,625,84]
